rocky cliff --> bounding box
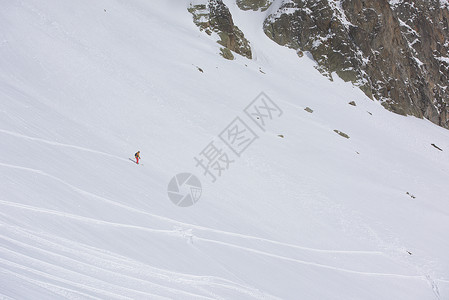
[263,0,449,128]
[189,0,449,128]
[189,0,252,60]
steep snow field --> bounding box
[1,0,449,299]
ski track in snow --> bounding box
[0,256,164,300]
[1,268,107,300]
[194,236,425,280]
[0,159,381,256]
[0,290,16,300]
[0,195,431,284]
[2,199,445,300]
[0,225,276,300]
[0,197,406,279]
[1,153,445,297]
[0,252,214,300]
[0,129,128,162]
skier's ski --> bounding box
[129,158,143,165]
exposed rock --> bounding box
[406,191,416,199]
[304,107,314,113]
[264,0,449,129]
[348,101,357,106]
[431,143,443,151]
[334,129,350,139]
[278,134,284,138]
[188,3,211,34]
[220,47,234,60]
[236,0,273,11]
[392,1,449,126]
[189,0,252,59]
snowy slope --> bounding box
[1,0,449,299]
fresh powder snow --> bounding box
[1,0,449,299]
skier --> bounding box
[135,151,141,164]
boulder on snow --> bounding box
[304,107,313,113]
[334,130,350,139]
[431,143,443,151]
[406,192,416,199]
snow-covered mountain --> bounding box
[263,0,449,129]
[1,0,449,299]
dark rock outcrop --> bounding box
[334,129,350,139]
[189,0,252,59]
[264,0,449,128]
[236,0,272,11]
